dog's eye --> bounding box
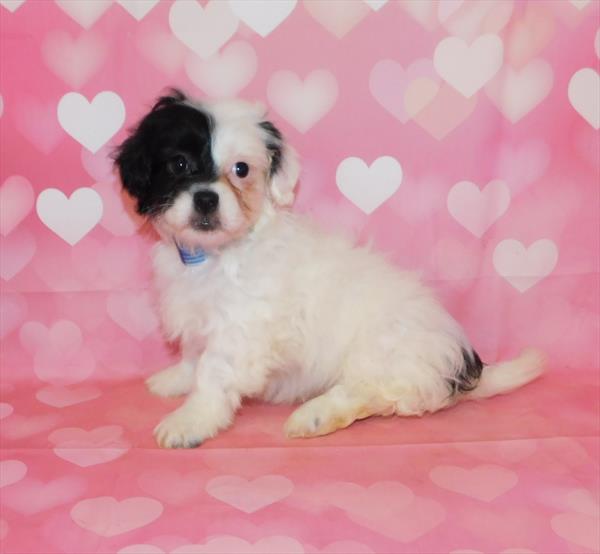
[233,162,249,178]
[168,155,189,176]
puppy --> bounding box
[114,90,545,448]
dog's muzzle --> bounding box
[192,190,220,231]
[194,190,219,215]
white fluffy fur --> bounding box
[142,99,545,448]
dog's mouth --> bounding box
[190,214,220,232]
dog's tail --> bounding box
[466,348,546,400]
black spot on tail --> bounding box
[449,348,484,394]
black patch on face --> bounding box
[449,348,484,394]
[114,90,217,216]
[259,120,283,176]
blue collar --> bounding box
[175,242,207,266]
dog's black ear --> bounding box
[259,121,283,176]
[113,90,187,213]
[113,131,151,212]
[259,120,300,207]
[151,88,187,112]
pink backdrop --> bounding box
[0,1,599,553]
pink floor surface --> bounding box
[1,0,600,552]
[0,370,598,554]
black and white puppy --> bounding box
[115,90,545,448]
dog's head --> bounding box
[114,90,299,251]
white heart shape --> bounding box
[116,0,159,20]
[13,97,63,154]
[364,0,388,11]
[119,547,164,554]
[441,1,513,42]
[185,40,257,98]
[54,0,112,29]
[434,34,504,97]
[369,58,439,123]
[71,496,163,536]
[1,413,60,440]
[20,319,81,354]
[228,0,296,37]
[317,481,444,543]
[20,319,96,384]
[430,464,518,501]
[106,291,159,340]
[267,69,338,133]
[81,145,114,182]
[58,91,125,153]
[568,68,600,129]
[173,537,304,554]
[50,425,130,467]
[400,0,436,30]
[447,180,510,237]
[0,231,36,280]
[42,30,108,89]
[567,488,600,517]
[169,0,238,59]
[494,139,550,193]
[93,180,143,237]
[0,403,13,419]
[120,537,305,554]
[486,59,554,123]
[0,293,28,339]
[493,239,558,292]
[551,512,599,551]
[569,0,591,9]
[206,475,294,513]
[0,0,26,12]
[336,156,402,214]
[36,188,103,245]
[0,175,34,236]
[437,0,463,22]
[0,460,27,488]
[136,25,187,76]
[36,385,101,408]
[2,476,87,515]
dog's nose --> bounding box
[193,190,219,214]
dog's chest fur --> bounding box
[153,241,275,345]
[150,213,468,406]
[151,214,365,401]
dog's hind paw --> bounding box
[284,400,342,438]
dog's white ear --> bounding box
[269,144,300,207]
[260,121,300,207]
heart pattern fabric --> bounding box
[36,188,103,246]
[57,92,126,153]
[70,496,163,537]
[0,0,593,313]
[0,2,598,553]
[336,156,403,214]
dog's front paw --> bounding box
[146,364,194,398]
[154,407,208,448]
